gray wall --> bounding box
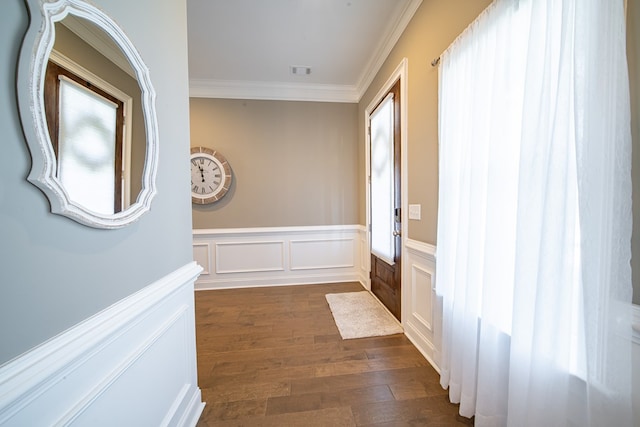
[190,98,359,229]
[0,0,193,364]
[629,0,640,305]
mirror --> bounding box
[17,0,158,229]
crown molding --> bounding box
[355,0,422,101]
[61,14,136,78]
[189,79,359,103]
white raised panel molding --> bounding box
[215,241,285,274]
[290,238,354,270]
[403,238,439,371]
[0,262,204,426]
[193,243,211,275]
[410,264,433,332]
[193,225,367,290]
[360,234,370,290]
[633,304,640,423]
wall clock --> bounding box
[190,147,232,204]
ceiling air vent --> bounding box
[290,66,311,76]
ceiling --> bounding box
[186,0,422,102]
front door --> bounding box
[369,80,401,321]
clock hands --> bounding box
[191,148,232,204]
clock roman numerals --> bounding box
[190,147,232,204]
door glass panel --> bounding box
[57,76,118,215]
[370,93,395,265]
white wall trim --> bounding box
[290,238,355,270]
[189,79,359,103]
[60,15,135,78]
[215,240,286,274]
[55,305,189,425]
[410,264,434,331]
[355,0,422,101]
[193,224,362,236]
[402,238,439,372]
[405,239,437,258]
[633,304,640,423]
[193,225,367,290]
[192,243,211,275]
[633,303,640,345]
[405,325,439,374]
[0,262,204,427]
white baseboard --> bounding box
[0,262,204,427]
[193,225,368,290]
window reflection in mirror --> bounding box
[57,73,122,214]
[43,18,146,213]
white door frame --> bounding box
[364,58,408,323]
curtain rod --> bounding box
[431,57,440,67]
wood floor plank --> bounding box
[289,366,438,395]
[313,352,431,377]
[352,395,473,426]
[195,283,472,426]
[388,378,447,400]
[198,393,267,421]
[202,380,291,403]
[200,407,357,427]
[265,384,395,416]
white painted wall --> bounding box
[633,306,640,422]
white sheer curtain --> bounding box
[435,0,633,425]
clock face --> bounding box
[190,147,232,204]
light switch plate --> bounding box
[409,204,421,220]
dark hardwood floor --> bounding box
[195,282,472,426]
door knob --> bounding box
[393,230,401,237]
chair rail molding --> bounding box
[0,262,204,427]
[193,225,368,290]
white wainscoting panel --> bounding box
[193,226,367,290]
[360,234,370,290]
[290,238,354,270]
[0,262,204,427]
[216,241,285,274]
[633,304,640,423]
[403,239,439,371]
[193,243,211,275]
[410,264,433,333]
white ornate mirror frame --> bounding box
[17,0,159,229]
